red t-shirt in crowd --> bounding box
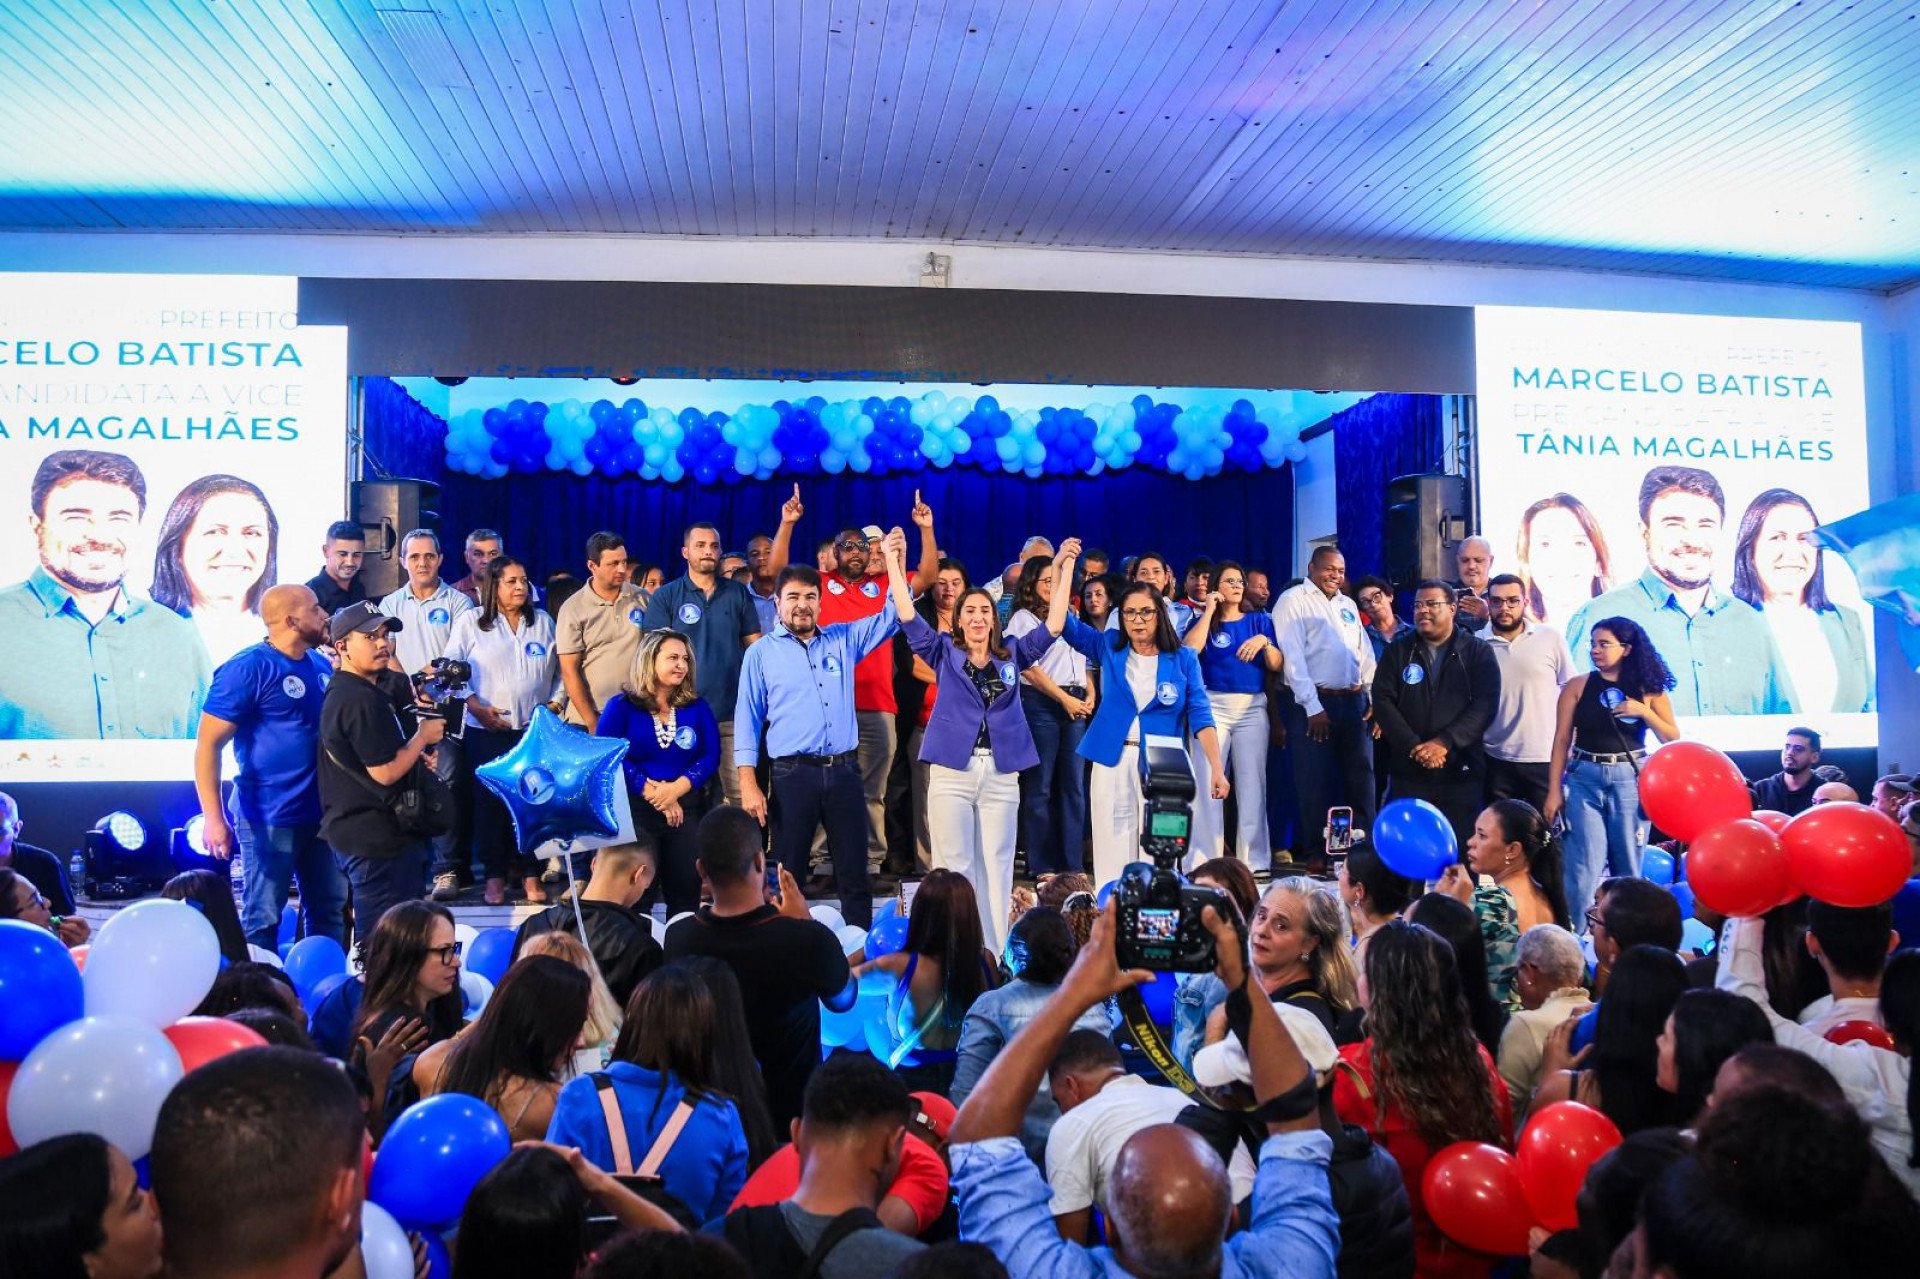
[1333,1039,1514,1279]
[817,570,896,714]
[728,1133,949,1233]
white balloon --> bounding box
[809,904,846,933]
[8,1015,184,1160]
[454,923,479,950]
[359,1202,415,1279]
[459,969,494,1021]
[836,925,868,955]
[668,911,697,930]
[85,899,221,1027]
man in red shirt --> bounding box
[772,485,939,889]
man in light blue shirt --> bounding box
[947,900,1338,1279]
[0,449,211,739]
[1565,466,1791,717]
[378,528,475,901]
[734,531,905,928]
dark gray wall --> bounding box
[299,278,1476,393]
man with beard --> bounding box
[0,449,211,739]
[769,487,939,891]
[1242,567,1272,614]
[645,521,762,804]
[1567,466,1789,716]
[1750,726,1824,818]
[193,584,350,951]
[1371,580,1502,854]
[735,530,910,928]
[1482,572,1573,811]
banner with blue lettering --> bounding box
[0,273,348,779]
[1475,306,1873,751]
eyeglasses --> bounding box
[1411,600,1453,612]
[1120,607,1158,620]
[1488,596,1525,608]
[835,538,866,550]
[427,942,462,966]
[1585,909,1605,932]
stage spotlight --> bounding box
[85,810,169,899]
[170,814,222,874]
[610,375,640,386]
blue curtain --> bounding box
[1331,394,1445,579]
[361,379,1296,583]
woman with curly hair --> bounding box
[1334,920,1512,1279]
[1544,616,1679,928]
[1436,799,1572,1008]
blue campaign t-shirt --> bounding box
[1196,613,1278,694]
[202,642,333,826]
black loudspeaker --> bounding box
[1382,473,1467,590]
[351,478,441,597]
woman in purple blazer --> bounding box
[886,535,1080,955]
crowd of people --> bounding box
[4,470,1920,1278]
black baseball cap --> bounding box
[328,601,402,645]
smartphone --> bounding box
[765,866,782,901]
[1326,806,1354,855]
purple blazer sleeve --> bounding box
[1011,621,1058,667]
[901,612,948,666]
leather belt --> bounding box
[1316,686,1363,698]
[1571,747,1646,765]
[774,750,858,767]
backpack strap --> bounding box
[635,1100,697,1178]
[796,1207,886,1279]
[592,1074,635,1177]
[1332,1058,1384,1137]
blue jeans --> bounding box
[338,841,430,953]
[1562,758,1645,929]
[770,756,872,927]
[1019,690,1090,877]
[236,817,348,951]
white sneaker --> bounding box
[541,855,566,885]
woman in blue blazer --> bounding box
[1061,582,1226,886]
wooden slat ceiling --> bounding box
[1,1,1916,290]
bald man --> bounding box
[1812,781,1860,805]
[949,900,1339,1278]
[1456,536,1494,633]
[193,583,349,951]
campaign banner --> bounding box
[1475,306,1873,752]
[0,274,348,780]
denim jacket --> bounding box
[951,980,1116,1163]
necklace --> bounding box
[653,709,677,748]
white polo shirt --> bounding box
[1006,608,1088,689]
[1271,581,1375,717]
[1485,621,1573,763]
[1044,1075,1256,1215]
[444,609,563,729]
[379,580,475,674]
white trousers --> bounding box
[1089,743,1146,890]
[1188,692,1271,871]
[926,750,1021,956]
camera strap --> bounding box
[1116,986,1226,1111]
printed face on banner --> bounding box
[1475,306,1874,751]
[0,274,348,780]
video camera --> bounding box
[410,657,472,735]
[1114,735,1237,972]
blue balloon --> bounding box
[473,707,628,853]
[0,919,84,1060]
[306,971,352,1009]
[1372,799,1458,880]
[1640,846,1676,887]
[369,1093,511,1229]
[465,928,516,987]
[421,1230,452,1279]
[1136,972,1176,1026]
[1669,880,1697,920]
[820,997,864,1048]
[277,903,299,947]
[282,935,347,1000]
[865,915,910,960]
[1680,919,1715,953]
[873,897,901,924]
[1096,879,1118,910]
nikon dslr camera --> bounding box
[1113,735,1234,972]
[410,657,472,735]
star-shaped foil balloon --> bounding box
[473,707,629,853]
[1812,493,1920,673]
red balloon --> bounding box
[1686,820,1792,919]
[1638,742,1751,843]
[1517,1101,1624,1231]
[163,1016,268,1074]
[1782,803,1910,908]
[1422,1142,1534,1256]
[1826,1020,1898,1051]
[1750,809,1792,835]
[0,1061,17,1157]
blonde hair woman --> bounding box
[1207,876,1359,1043]
[595,630,720,917]
[519,928,623,1075]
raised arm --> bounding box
[1046,538,1081,637]
[767,483,803,579]
[909,490,939,593]
[1184,593,1221,652]
[1543,676,1582,826]
[886,525,916,622]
